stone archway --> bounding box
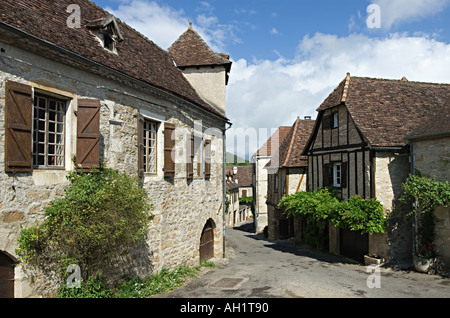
[199,219,216,261]
[0,252,15,298]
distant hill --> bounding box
[226,152,252,166]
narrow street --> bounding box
[158,221,450,298]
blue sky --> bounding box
[93,0,450,159]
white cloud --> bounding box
[105,0,239,51]
[370,0,450,29]
[226,33,450,158]
[105,0,188,49]
[271,27,279,35]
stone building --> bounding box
[303,74,450,264]
[225,166,254,227]
[266,117,315,241]
[407,106,450,267]
[0,0,231,297]
[253,126,291,233]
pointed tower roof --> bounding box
[168,22,232,71]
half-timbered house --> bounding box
[266,117,315,241]
[303,73,450,264]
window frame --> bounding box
[142,118,159,175]
[332,111,339,129]
[333,163,342,188]
[32,93,67,170]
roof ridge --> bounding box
[282,119,300,167]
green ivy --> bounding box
[16,165,153,281]
[400,173,450,247]
[278,188,386,236]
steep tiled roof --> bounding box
[266,118,315,169]
[168,23,232,69]
[256,126,291,157]
[0,0,227,120]
[317,74,450,147]
[226,166,253,187]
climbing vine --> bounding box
[278,187,387,239]
[400,173,450,247]
[16,165,154,281]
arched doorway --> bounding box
[0,252,15,298]
[199,219,215,261]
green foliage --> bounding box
[330,196,386,235]
[16,165,153,280]
[401,173,450,215]
[58,262,216,298]
[400,173,450,248]
[278,188,387,236]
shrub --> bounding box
[278,188,386,238]
[16,165,153,281]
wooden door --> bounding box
[340,228,368,263]
[200,220,215,261]
[0,253,15,298]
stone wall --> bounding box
[434,206,450,267]
[412,136,450,182]
[0,41,226,297]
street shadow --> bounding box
[233,222,361,266]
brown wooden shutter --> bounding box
[5,81,33,173]
[163,123,176,178]
[323,163,331,187]
[204,139,211,179]
[137,115,145,178]
[186,133,194,179]
[341,162,348,188]
[76,99,100,169]
[322,115,333,130]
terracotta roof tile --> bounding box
[266,118,315,169]
[317,75,450,147]
[0,0,227,120]
[256,126,291,156]
[168,23,232,69]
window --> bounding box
[332,112,339,129]
[33,94,65,168]
[142,120,158,174]
[333,164,342,187]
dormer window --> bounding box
[86,16,123,54]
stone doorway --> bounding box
[200,219,215,261]
[0,252,15,298]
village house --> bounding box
[407,106,450,267]
[225,166,254,227]
[0,0,231,298]
[265,117,315,241]
[303,73,450,265]
[253,126,291,233]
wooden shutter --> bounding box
[76,99,100,169]
[137,115,145,178]
[204,139,211,179]
[322,115,333,130]
[163,123,176,178]
[323,163,331,187]
[341,162,348,188]
[186,133,194,179]
[5,81,33,173]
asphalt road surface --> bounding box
[157,221,450,298]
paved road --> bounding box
[157,221,450,298]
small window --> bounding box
[333,164,342,188]
[142,120,158,174]
[33,94,66,169]
[332,112,339,129]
